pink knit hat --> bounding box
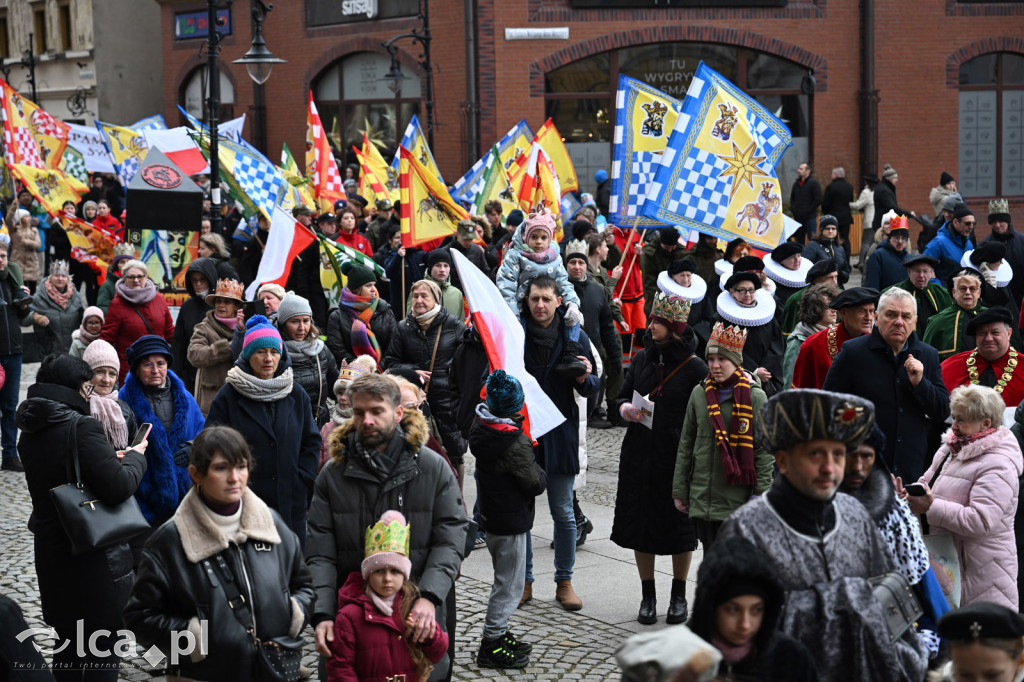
[83,339,119,372]
[360,510,412,580]
[523,209,556,241]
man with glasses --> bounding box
[791,287,878,389]
[890,254,952,337]
[865,215,912,291]
[924,205,977,287]
[922,269,987,360]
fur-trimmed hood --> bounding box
[327,407,430,464]
[843,465,897,523]
[172,487,281,563]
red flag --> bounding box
[244,206,318,299]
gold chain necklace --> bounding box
[826,324,841,361]
[966,347,1019,394]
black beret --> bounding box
[668,258,697,276]
[733,255,765,272]
[806,258,838,283]
[902,253,939,269]
[829,287,880,310]
[953,205,974,221]
[970,241,1007,266]
[964,307,1014,336]
[725,271,761,292]
[770,242,803,262]
[818,214,838,229]
[757,388,875,452]
[939,602,1024,641]
[660,226,681,245]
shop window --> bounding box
[959,52,1024,198]
[179,66,235,125]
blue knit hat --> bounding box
[126,334,173,369]
[485,369,525,418]
[241,314,283,361]
[594,169,608,184]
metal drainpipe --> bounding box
[858,0,878,181]
[464,0,479,169]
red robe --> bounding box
[612,226,644,300]
[791,322,853,389]
[941,348,1024,407]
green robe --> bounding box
[921,303,986,360]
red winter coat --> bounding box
[327,572,448,682]
[100,292,174,381]
[91,214,123,242]
[612,226,644,300]
[336,229,373,256]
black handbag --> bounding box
[869,571,924,643]
[206,554,304,682]
[49,414,150,555]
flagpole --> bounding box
[400,254,406,319]
[613,227,646,300]
[207,0,222,236]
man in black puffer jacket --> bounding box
[383,278,467,470]
[171,257,218,393]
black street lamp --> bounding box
[381,0,433,149]
[0,32,38,102]
[233,0,285,86]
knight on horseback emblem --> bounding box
[735,182,781,236]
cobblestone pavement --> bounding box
[0,362,639,680]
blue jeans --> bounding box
[0,354,21,461]
[525,473,577,583]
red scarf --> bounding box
[44,277,73,310]
[945,426,997,454]
[704,370,757,486]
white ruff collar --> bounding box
[657,270,707,303]
[716,289,776,326]
[763,254,813,288]
[714,258,733,277]
[960,250,1013,287]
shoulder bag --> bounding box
[49,413,150,555]
[205,554,304,682]
[869,571,924,643]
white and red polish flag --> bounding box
[142,127,210,175]
[451,249,565,440]
[244,206,317,299]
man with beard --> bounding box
[307,374,467,681]
[791,287,877,389]
[718,389,928,681]
[890,254,952,337]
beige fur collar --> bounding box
[328,408,428,464]
[173,487,281,563]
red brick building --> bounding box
[157,0,1024,232]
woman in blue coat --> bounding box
[206,316,321,547]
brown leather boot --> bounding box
[518,581,533,608]
[556,580,582,611]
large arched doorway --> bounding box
[312,52,422,171]
[179,65,235,125]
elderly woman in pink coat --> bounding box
[897,384,1023,610]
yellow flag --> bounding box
[9,164,83,216]
[399,146,468,247]
[359,134,400,204]
[533,118,577,195]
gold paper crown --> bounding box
[208,278,244,302]
[564,239,589,260]
[364,517,411,558]
[650,292,691,324]
[708,322,748,354]
[50,259,69,276]
[113,243,136,257]
[338,361,373,383]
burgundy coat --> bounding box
[327,571,449,682]
[99,292,174,381]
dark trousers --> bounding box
[693,518,723,550]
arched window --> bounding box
[959,52,1024,198]
[312,52,421,170]
[544,43,810,192]
[179,65,234,124]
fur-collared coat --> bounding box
[921,426,1024,610]
[124,488,313,681]
[306,409,467,628]
[186,310,234,415]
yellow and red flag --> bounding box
[515,141,562,218]
[64,215,114,283]
[399,145,468,248]
[0,79,45,168]
[356,133,399,204]
[9,164,84,217]
[305,92,346,206]
[533,118,578,195]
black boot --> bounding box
[637,580,657,625]
[554,338,587,378]
[666,578,688,624]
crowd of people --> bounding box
[2,162,1024,682]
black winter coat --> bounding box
[205,355,321,545]
[384,247,426,316]
[172,258,217,394]
[611,332,706,554]
[383,308,468,462]
[523,312,600,475]
[790,177,822,222]
[306,410,467,625]
[821,178,854,225]
[326,299,398,366]
[0,264,29,355]
[285,339,340,426]
[286,239,329,330]
[17,383,147,633]
[803,238,851,285]
[823,329,949,481]
[469,405,547,535]
[450,327,489,440]
[871,179,913,232]
[985,228,1024,306]
[571,277,621,373]
[236,228,268,288]
[123,489,313,681]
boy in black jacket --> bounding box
[469,369,547,670]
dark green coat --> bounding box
[921,302,986,360]
[889,279,953,337]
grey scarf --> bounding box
[225,366,294,402]
[284,336,325,359]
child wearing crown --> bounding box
[327,510,449,682]
[495,208,588,377]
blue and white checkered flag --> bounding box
[222,138,287,221]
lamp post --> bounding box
[1,32,38,102]
[234,0,285,156]
[203,1,229,235]
[381,1,433,149]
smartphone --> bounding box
[243,297,267,320]
[131,423,153,448]
[904,483,927,497]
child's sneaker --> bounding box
[502,628,533,655]
[554,339,587,379]
[477,638,530,669]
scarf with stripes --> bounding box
[704,369,757,486]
